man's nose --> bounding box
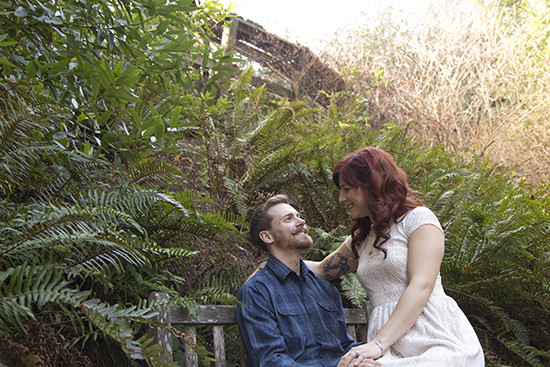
[296,216,306,226]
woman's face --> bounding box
[338,176,372,220]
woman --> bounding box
[307,147,485,366]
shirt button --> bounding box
[320,355,323,359]
[310,311,313,315]
[317,335,320,339]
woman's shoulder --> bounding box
[399,206,443,235]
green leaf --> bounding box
[101,132,115,146]
[50,59,70,75]
[105,89,141,103]
[212,64,237,73]
[98,110,113,125]
[94,64,112,89]
[142,125,156,138]
[26,60,39,78]
[160,146,181,153]
[0,58,18,69]
[132,110,143,129]
[91,75,99,97]
[154,119,164,139]
[169,107,181,128]
[202,47,210,68]
[114,66,141,86]
[155,39,197,53]
[156,20,169,35]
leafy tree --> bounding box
[0,0,243,364]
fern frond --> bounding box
[80,298,160,361]
[128,158,186,188]
[223,177,248,217]
[340,273,368,308]
[83,188,190,219]
[0,264,90,334]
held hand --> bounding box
[245,261,267,283]
[337,343,384,367]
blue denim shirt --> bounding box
[236,255,361,367]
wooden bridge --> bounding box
[210,17,346,106]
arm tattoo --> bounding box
[322,253,350,280]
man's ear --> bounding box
[259,230,274,244]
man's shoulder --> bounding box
[238,268,274,294]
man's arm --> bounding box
[236,281,302,367]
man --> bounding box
[236,195,372,367]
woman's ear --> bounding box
[259,230,274,244]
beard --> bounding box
[288,227,313,250]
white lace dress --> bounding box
[346,206,485,366]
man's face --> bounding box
[262,203,313,251]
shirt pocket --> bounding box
[316,299,339,334]
[275,306,307,340]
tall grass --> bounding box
[322,0,550,184]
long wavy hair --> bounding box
[332,147,422,258]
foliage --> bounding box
[322,0,550,184]
[0,0,244,364]
[1,0,238,168]
[192,67,550,363]
[2,0,550,364]
[423,159,550,366]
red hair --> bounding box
[332,147,422,258]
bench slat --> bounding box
[172,305,236,325]
[343,308,367,324]
[149,292,368,367]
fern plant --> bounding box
[0,78,243,365]
[423,159,550,366]
[274,116,550,366]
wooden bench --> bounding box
[149,292,368,367]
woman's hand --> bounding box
[245,261,266,282]
[337,343,384,367]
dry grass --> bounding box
[322,0,550,183]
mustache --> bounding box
[292,226,308,235]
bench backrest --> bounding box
[148,292,368,367]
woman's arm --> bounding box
[305,241,359,281]
[338,224,445,366]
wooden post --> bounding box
[221,18,239,54]
[213,325,226,367]
[184,326,198,367]
[148,292,173,362]
[347,325,357,341]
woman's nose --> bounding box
[339,190,346,203]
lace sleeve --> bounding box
[403,206,444,238]
[344,235,353,252]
